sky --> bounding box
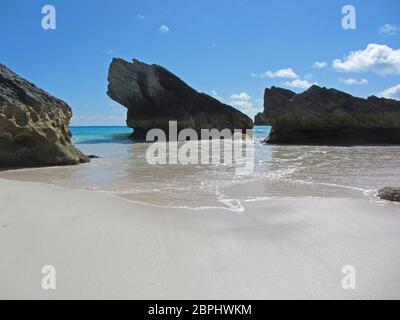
[1,0,399,126]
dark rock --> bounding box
[378,187,400,202]
[88,155,100,159]
[254,112,270,126]
[107,58,252,139]
[264,85,400,145]
[0,64,89,167]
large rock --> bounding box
[378,187,400,202]
[254,112,270,126]
[264,85,400,145]
[0,64,89,167]
[107,58,252,139]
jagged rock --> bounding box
[0,64,89,167]
[264,85,400,145]
[254,112,270,126]
[378,187,400,202]
[107,58,252,139]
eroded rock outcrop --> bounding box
[264,85,400,145]
[0,64,89,167]
[378,187,400,202]
[107,58,252,139]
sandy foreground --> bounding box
[0,177,400,300]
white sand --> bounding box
[1,177,400,300]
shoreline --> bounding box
[0,173,383,213]
[1,177,400,299]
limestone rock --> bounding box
[264,85,400,145]
[107,58,252,139]
[0,64,89,167]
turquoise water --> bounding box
[71,126,271,144]
[71,126,134,144]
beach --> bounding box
[1,177,400,299]
[1,0,400,304]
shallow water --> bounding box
[1,126,400,212]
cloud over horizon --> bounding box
[332,43,400,75]
[251,68,299,79]
[285,79,316,90]
[379,84,400,99]
[339,78,368,85]
[229,92,259,117]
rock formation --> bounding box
[264,85,400,145]
[0,64,89,167]
[378,187,400,202]
[107,58,252,139]
[254,112,270,126]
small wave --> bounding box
[107,192,246,213]
[214,186,245,213]
[313,181,373,194]
[218,199,245,213]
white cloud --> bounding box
[137,14,145,20]
[285,79,316,90]
[251,68,299,79]
[252,67,318,91]
[229,92,258,116]
[230,99,253,109]
[313,61,327,69]
[273,68,299,79]
[379,24,399,35]
[158,25,170,33]
[210,90,223,100]
[230,92,251,101]
[332,43,400,75]
[379,84,400,99]
[339,78,368,85]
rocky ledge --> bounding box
[264,85,400,145]
[378,187,400,202]
[0,64,89,167]
[107,58,252,139]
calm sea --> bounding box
[1,125,399,212]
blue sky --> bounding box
[1,0,399,125]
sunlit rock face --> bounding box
[264,85,400,145]
[107,58,252,140]
[0,64,89,167]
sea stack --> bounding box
[264,85,400,145]
[107,58,252,139]
[0,64,89,167]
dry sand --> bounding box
[1,177,400,299]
